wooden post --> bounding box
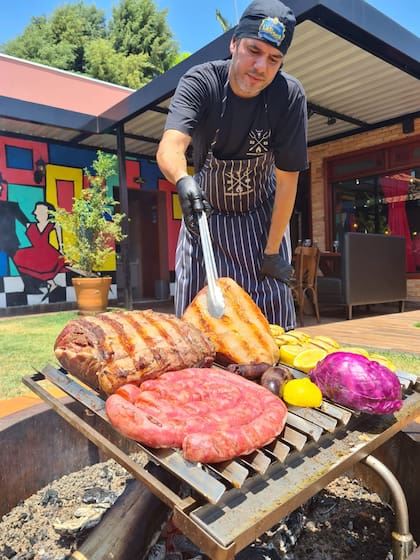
[70,463,178,560]
[116,125,132,310]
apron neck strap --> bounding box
[212,78,268,149]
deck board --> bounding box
[301,310,420,355]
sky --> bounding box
[0,0,418,54]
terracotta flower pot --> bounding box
[72,276,112,314]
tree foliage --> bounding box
[215,10,232,33]
[1,0,184,87]
[84,38,151,89]
[110,0,179,79]
[50,151,127,277]
[3,3,106,73]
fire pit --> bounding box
[0,457,397,559]
[22,365,420,560]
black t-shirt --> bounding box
[165,60,308,172]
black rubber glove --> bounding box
[176,176,211,236]
[259,253,294,284]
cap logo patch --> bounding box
[258,17,285,47]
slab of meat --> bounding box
[105,367,288,463]
[182,277,279,366]
[54,310,215,396]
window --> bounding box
[332,167,420,273]
[5,145,33,170]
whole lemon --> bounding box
[282,377,323,408]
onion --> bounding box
[309,352,403,415]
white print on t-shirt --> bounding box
[247,129,270,156]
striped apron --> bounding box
[175,84,296,330]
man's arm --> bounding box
[264,169,299,255]
[157,129,211,236]
[156,129,192,184]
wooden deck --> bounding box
[151,298,420,356]
[301,309,420,355]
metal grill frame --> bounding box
[23,365,420,560]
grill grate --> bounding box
[23,365,420,560]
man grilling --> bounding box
[157,0,308,329]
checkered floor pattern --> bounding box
[0,272,117,309]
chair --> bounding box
[317,233,406,320]
[290,245,321,326]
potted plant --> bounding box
[51,150,126,313]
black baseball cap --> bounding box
[234,0,296,55]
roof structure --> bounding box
[0,55,133,114]
[1,0,419,161]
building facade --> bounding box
[1,0,419,315]
[1,118,418,313]
[0,135,180,311]
[308,119,420,300]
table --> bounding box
[319,251,341,276]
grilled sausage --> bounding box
[260,366,294,395]
[227,362,272,380]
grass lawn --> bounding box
[0,311,419,401]
[0,311,78,400]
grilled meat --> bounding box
[105,367,288,463]
[54,309,215,395]
[226,362,272,380]
[182,277,280,366]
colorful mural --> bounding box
[0,135,179,310]
[13,201,67,298]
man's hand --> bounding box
[259,253,293,284]
[176,176,211,236]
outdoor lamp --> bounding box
[34,158,46,184]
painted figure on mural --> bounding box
[14,201,67,297]
[0,173,30,277]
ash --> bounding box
[0,456,394,560]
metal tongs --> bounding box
[197,212,225,318]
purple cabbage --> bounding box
[309,352,403,415]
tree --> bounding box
[216,9,232,33]
[1,0,181,87]
[48,2,107,72]
[84,38,152,89]
[50,151,126,277]
[3,3,107,73]
[110,0,179,80]
[173,52,192,65]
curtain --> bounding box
[380,176,415,272]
